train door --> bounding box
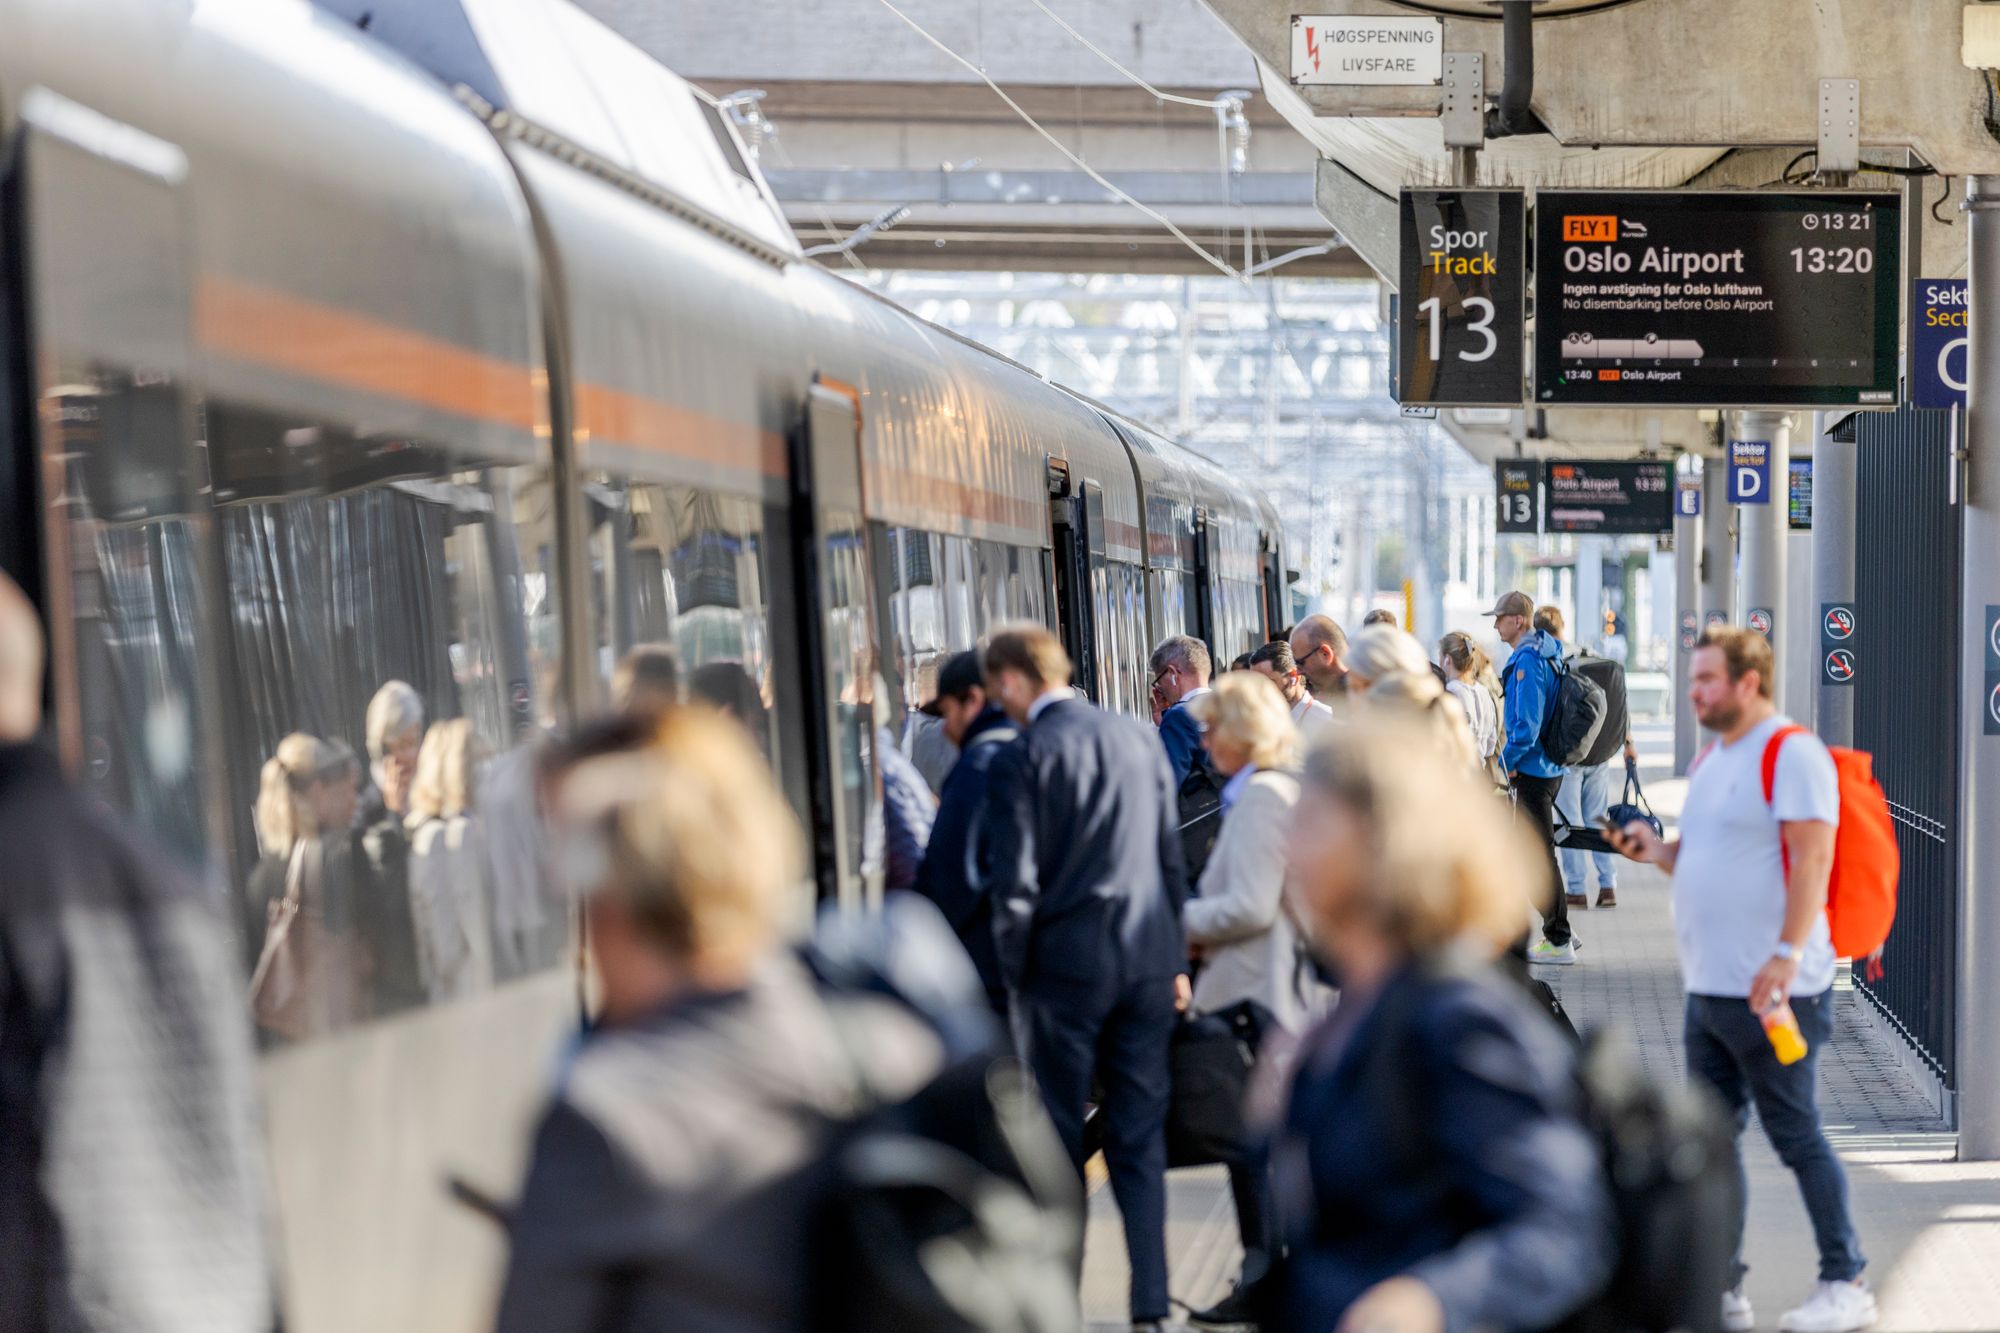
[1191,504,1218,655]
[1046,457,1101,701]
[788,377,884,909]
[1259,530,1286,639]
[3,92,231,874]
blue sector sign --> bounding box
[1912,278,1969,410]
[1676,482,1701,518]
[1728,439,1771,504]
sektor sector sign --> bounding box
[1534,191,1900,407]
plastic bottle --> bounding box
[1762,1000,1809,1066]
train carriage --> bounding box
[0,0,1293,1327]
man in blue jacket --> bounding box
[981,624,1189,1333]
[1485,589,1576,964]
[1148,633,1213,787]
[912,650,1016,1010]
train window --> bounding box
[208,400,568,1038]
[697,97,759,186]
[884,527,1047,775]
[20,129,220,869]
[585,477,778,755]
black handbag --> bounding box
[1166,999,1272,1168]
[1605,756,1663,840]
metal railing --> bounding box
[1851,405,1960,1087]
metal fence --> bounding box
[1850,404,1960,1087]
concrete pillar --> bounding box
[1674,460,1701,774]
[1574,535,1605,652]
[1699,463,1735,630]
[1784,528,1816,724]
[1812,411,1857,748]
[1732,410,1792,669]
[1958,175,2000,1158]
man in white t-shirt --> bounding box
[1608,627,1870,1333]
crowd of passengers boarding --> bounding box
[0,567,1890,1333]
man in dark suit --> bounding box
[912,650,1016,1010]
[980,624,1189,1333]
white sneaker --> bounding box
[1778,1280,1877,1333]
[1722,1285,1756,1333]
[1528,938,1577,965]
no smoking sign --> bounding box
[1821,602,1857,689]
[1985,606,2000,736]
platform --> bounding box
[1081,757,1995,1331]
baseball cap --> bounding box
[918,649,985,716]
[1481,590,1535,619]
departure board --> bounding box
[1543,460,1673,535]
[1534,192,1900,408]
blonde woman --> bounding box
[1438,630,1504,788]
[1184,672,1309,1030]
[1348,624,1480,775]
[496,710,945,1333]
[1181,671,1311,1325]
[405,718,493,1002]
[1273,720,1613,1333]
[247,733,362,1037]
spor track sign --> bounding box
[1534,191,1901,408]
[1399,190,1526,407]
[1495,460,1540,533]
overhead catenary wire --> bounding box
[1021,0,1233,109]
[870,0,1245,282]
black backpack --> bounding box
[1368,965,1739,1333]
[805,900,1084,1333]
[1537,653,1609,768]
[1570,653,1631,769]
[1177,749,1226,887]
[1550,1030,1741,1333]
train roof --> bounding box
[310,0,798,262]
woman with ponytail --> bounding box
[246,733,363,1038]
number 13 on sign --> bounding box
[1417,296,1497,362]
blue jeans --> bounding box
[1684,991,1866,1284]
[1557,761,1620,894]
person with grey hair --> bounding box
[1348,625,1480,775]
[1148,633,1213,788]
[364,679,425,816]
[0,573,276,1331]
[1288,614,1352,700]
[358,679,427,1014]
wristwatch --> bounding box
[1772,942,1802,963]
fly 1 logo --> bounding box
[1398,190,1525,407]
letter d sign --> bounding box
[1728,439,1771,505]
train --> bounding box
[0,0,1293,1327]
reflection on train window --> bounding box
[584,477,777,759]
[881,526,1050,711]
[207,405,569,1041]
[1091,559,1150,718]
[37,375,215,867]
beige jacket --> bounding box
[1183,768,1316,1035]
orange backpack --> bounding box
[1760,724,1900,970]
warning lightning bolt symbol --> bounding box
[1306,25,1320,73]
